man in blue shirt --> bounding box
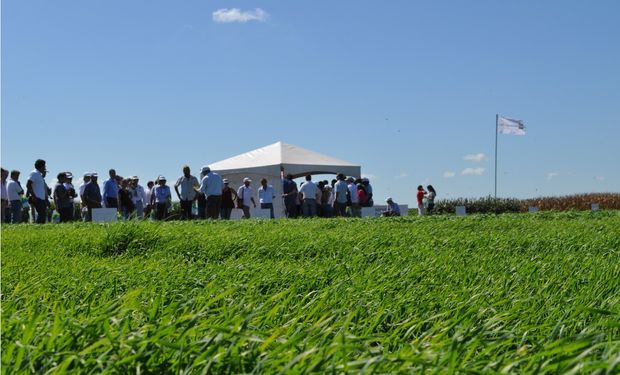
[333,173,348,217]
[281,173,298,218]
[198,166,223,219]
[102,169,119,209]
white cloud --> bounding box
[595,176,605,181]
[397,172,408,178]
[547,172,559,180]
[463,153,487,162]
[461,167,485,176]
[443,171,455,178]
[212,8,269,23]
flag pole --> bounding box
[494,114,498,199]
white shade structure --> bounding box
[209,141,361,218]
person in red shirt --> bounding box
[357,183,368,207]
[416,185,427,216]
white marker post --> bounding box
[591,203,600,211]
[455,206,467,216]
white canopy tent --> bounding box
[209,141,361,218]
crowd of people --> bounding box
[1,159,437,223]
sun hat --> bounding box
[362,177,369,182]
[346,176,355,182]
[158,175,167,181]
[223,178,229,184]
[201,166,210,173]
[243,177,252,183]
[65,172,73,178]
[91,172,98,178]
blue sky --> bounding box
[2,0,619,204]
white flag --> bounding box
[497,115,526,135]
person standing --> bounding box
[174,166,199,220]
[362,178,374,207]
[198,166,223,220]
[282,173,298,218]
[143,181,155,219]
[26,159,48,224]
[79,173,91,221]
[237,178,256,219]
[426,185,437,214]
[323,184,334,218]
[103,169,119,209]
[220,179,237,220]
[130,176,146,219]
[118,178,135,220]
[152,176,171,220]
[346,177,361,217]
[258,178,276,219]
[333,173,348,217]
[417,185,427,216]
[6,170,24,223]
[82,173,102,222]
[53,173,73,223]
[1,168,9,223]
[63,172,77,221]
[299,175,318,218]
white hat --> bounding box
[131,176,139,180]
[201,166,210,173]
[65,172,73,178]
[158,175,167,181]
[83,172,91,177]
[91,172,98,178]
[223,178,229,183]
[243,177,252,183]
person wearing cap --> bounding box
[237,178,256,219]
[53,172,73,223]
[6,170,24,224]
[62,172,77,221]
[220,178,237,220]
[281,173,298,218]
[198,166,223,220]
[102,169,120,209]
[347,176,361,217]
[322,183,334,218]
[129,177,146,219]
[299,175,318,218]
[382,197,401,217]
[258,178,276,219]
[26,159,48,223]
[333,173,348,217]
[153,176,171,220]
[174,165,200,220]
[82,173,102,222]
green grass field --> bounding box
[2,212,619,373]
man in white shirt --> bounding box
[258,178,276,219]
[130,176,147,219]
[347,176,361,218]
[237,178,256,219]
[299,175,317,218]
[174,165,199,220]
[6,170,25,223]
[26,159,48,224]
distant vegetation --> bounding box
[2,212,619,373]
[428,193,620,215]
